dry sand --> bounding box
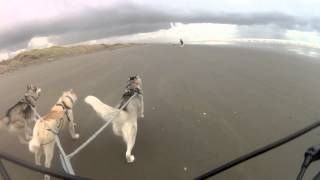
[0,44,320,180]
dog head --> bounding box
[61,89,77,109]
[127,75,143,91]
[26,84,42,100]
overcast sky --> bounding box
[0,0,319,50]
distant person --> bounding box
[179,39,184,47]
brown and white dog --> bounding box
[29,89,79,180]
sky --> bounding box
[0,0,320,53]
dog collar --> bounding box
[55,103,72,122]
[125,88,142,95]
[63,95,75,109]
[30,95,38,101]
[56,95,74,110]
[65,95,74,105]
[21,97,35,107]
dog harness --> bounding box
[4,95,38,126]
[118,87,141,111]
[41,95,74,146]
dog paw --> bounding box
[19,139,29,144]
[44,174,50,180]
[126,155,135,163]
[25,135,32,141]
[72,134,80,140]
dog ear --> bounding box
[37,88,42,93]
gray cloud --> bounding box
[0,3,318,50]
[236,24,288,39]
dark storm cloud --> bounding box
[0,3,318,50]
[0,4,172,50]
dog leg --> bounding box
[18,134,29,144]
[35,148,43,166]
[25,127,32,141]
[44,143,54,180]
[67,110,80,140]
[139,95,144,118]
[122,123,137,163]
[24,120,33,141]
[112,123,122,136]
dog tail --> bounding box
[85,95,119,121]
[0,117,8,130]
[28,121,40,153]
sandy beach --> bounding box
[0,44,320,180]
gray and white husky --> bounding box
[0,84,41,143]
[85,75,144,163]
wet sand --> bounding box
[1,44,320,180]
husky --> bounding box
[29,89,79,180]
[85,75,144,163]
[0,84,41,144]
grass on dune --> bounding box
[0,43,132,74]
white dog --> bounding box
[29,89,79,180]
[85,75,144,163]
